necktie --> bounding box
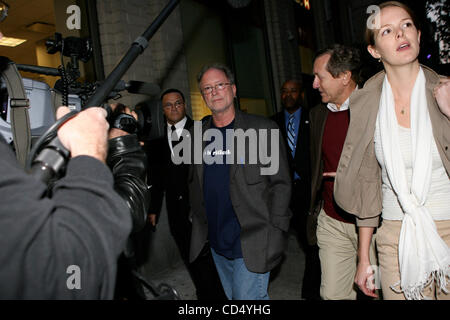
[171,125,179,149]
[287,114,295,156]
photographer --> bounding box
[0,100,149,299]
[0,3,150,298]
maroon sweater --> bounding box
[321,110,355,224]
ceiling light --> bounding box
[0,36,27,47]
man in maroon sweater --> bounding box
[309,44,376,300]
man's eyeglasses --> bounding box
[163,100,184,109]
[201,82,231,95]
[0,1,8,23]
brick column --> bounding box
[96,0,190,115]
[263,0,302,112]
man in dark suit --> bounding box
[271,80,311,241]
[147,88,226,300]
[188,63,291,300]
[271,79,321,300]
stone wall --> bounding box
[96,0,190,111]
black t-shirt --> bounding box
[203,120,242,259]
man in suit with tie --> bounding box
[147,88,226,300]
[188,63,292,300]
[271,79,321,300]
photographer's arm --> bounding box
[107,133,150,233]
[0,107,132,299]
[106,104,150,233]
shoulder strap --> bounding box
[1,57,31,167]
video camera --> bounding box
[1,0,178,186]
[0,0,182,301]
[0,32,164,149]
[46,32,92,63]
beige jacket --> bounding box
[334,65,450,227]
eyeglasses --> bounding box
[201,82,231,95]
[163,100,184,109]
[0,1,9,23]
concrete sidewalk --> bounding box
[143,229,305,300]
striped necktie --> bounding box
[287,114,295,156]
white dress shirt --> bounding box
[167,116,187,154]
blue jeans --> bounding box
[211,248,270,300]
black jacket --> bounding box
[147,117,194,217]
[0,134,138,299]
[271,109,311,212]
[107,134,150,233]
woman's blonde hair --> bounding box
[365,1,419,46]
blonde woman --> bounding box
[334,1,450,300]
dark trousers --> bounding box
[290,180,321,300]
[190,243,228,300]
[167,200,227,300]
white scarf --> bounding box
[377,67,450,300]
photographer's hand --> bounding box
[57,106,109,163]
[108,103,139,139]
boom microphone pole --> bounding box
[84,0,178,108]
[28,0,179,183]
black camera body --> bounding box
[46,32,93,63]
[0,33,163,148]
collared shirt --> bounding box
[167,116,187,154]
[284,107,302,180]
[326,87,358,112]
